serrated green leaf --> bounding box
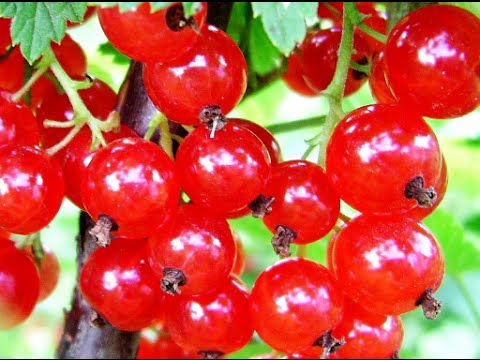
[248,17,282,76]
[0,2,87,64]
[251,2,317,56]
[424,209,480,275]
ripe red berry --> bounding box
[0,47,24,93]
[176,123,271,215]
[369,50,397,104]
[166,275,254,356]
[332,214,445,316]
[0,237,41,329]
[24,245,60,302]
[384,4,480,119]
[326,103,442,215]
[81,137,180,238]
[251,258,344,354]
[0,18,12,55]
[0,95,40,147]
[136,331,201,359]
[148,203,236,296]
[98,2,207,63]
[231,230,246,276]
[144,24,248,126]
[282,51,317,97]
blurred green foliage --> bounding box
[1,7,480,360]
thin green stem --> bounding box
[11,65,49,103]
[301,144,317,160]
[158,114,174,160]
[46,123,84,156]
[454,275,480,330]
[43,119,76,128]
[350,60,371,77]
[265,116,326,135]
[356,22,387,44]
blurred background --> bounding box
[1,8,480,359]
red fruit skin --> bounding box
[81,137,180,238]
[358,14,387,56]
[251,258,344,354]
[51,34,87,80]
[0,47,24,93]
[262,160,340,244]
[149,204,236,296]
[136,332,201,359]
[98,2,207,63]
[176,123,271,215]
[144,24,248,126]
[80,238,167,331]
[0,145,64,235]
[369,50,397,104]
[326,103,442,215]
[299,27,371,96]
[61,125,137,210]
[0,237,41,329]
[0,96,40,147]
[24,245,60,302]
[229,118,283,165]
[166,276,254,355]
[330,297,404,359]
[0,18,11,55]
[332,215,445,316]
[282,51,317,97]
[384,4,480,119]
[231,230,246,276]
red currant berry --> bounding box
[176,122,271,215]
[166,275,254,356]
[231,230,246,276]
[80,238,167,331]
[0,145,64,234]
[0,47,24,93]
[332,214,445,317]
[148,203,236,296]
[282,51,317,97]
[98,2,207,63]
[369,50,397,104]
[326,103,442,215]
[136,331,201,359]
[0,95,40,147]
[51,34,87,80]
[384,4,480,119]
[24,245,60,302]
[251,258,344,354]
[0,237,41,329]
[0,18,12,55]
[144,24,247,126]
[82,137,180,238]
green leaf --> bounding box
[181,2,202,18]
[0,2,88,64]
[248,17,282,76]
[424,209,480,275]
[251,2,317,56]
[97,42,131,65]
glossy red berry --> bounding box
[231,230,246,276]
[326,103,442,215]
[80,238,167,331]
[0,95,40,147]
[330,297,404,359]
[251,258,344,354]
[369,50,397,104]
[176,123,271,215]
[166,275,254,356]
[298,27,371,96]
[149,204,236,296]
[98,2,207,63]
[82,137,180,238]
[0,145,64,234]
[51,34,87,80]
[144,24,248,126]
[0,47,24,93]
[0,237,41,329]
[384,4,480,119]
[262,160,340,244]
[0,18,11,55]
[24,245,60,302]
[332,214,445,316]
[136,331,201,359]
[282,51,317,97]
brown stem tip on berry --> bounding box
[199,105,227,137]
[391,351,400,359]
[313,330,346,359]
[198,350,224,359]
[166,4,196,32]
[161,267,187,295]
[271,225,297,258]
[248,194,275,218]
[405,176,437,208]
[416,288,442,320]
[89,214,118,247]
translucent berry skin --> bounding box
[166,276,254,355]
[326,104,442,215]
[0,145,64,234]
[251,258,344,354]
[144,24,248,126]
[0,96,40,147]
[82,137,180,238]
[176,123,271,215]
[98,2,207,63]
[229,118,283,165]
[231,230,246,276]
[330,297,404,359]
[282,51,317,97]
[0,18,12,55]
[149,204,236,296]
[369,50,397,104]
[299,27,371,96]
[332,215,445,316]
[61,125,137,210]
[24,245,60,302]
[136,332,201,359]
[0,47,24,93]
[384,4,480,119]
[80,238,166,331]
[0,237,41,329]
[262,160,340,244]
